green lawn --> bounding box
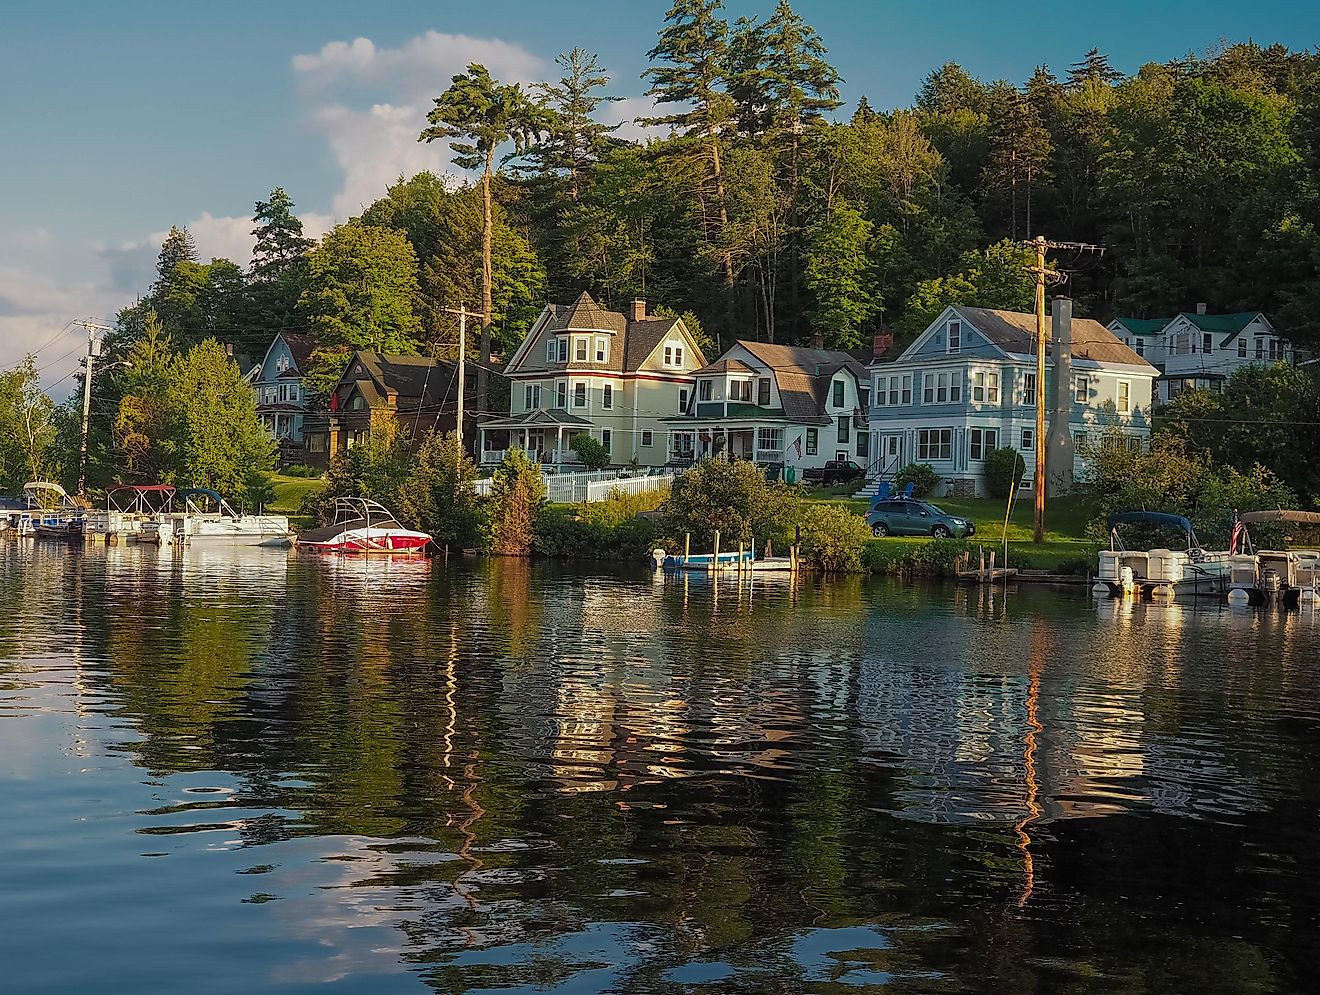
[268,473,326,514]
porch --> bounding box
[478,409,596,468]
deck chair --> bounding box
[877,481,891,501]
[901,481,915,499]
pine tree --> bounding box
[152,226,197,296]
[250,187,312,283]
[851,95,878,125]
[1067,48,1123,89]
[531,49,621,201]
[738,0,842,141]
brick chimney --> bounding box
[630,299,646,322]
[1196,302,1208,315]
[812,332,825,349]
[872,332,894,359]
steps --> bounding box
[853,479,885,500]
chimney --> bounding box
[1046,297,1075,494]
[630,299,646,322]
[812,332,825,350]
[1196,302,1208,315]
[872,332,894,359]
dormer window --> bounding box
[351,395,365,410]
[699,379,712,401]
[595,337,608,363]
[730,379,751,401]
[574,337,588,362]
[831,380,845,408]
[758,377,771,406]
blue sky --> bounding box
[4,0,1318,388]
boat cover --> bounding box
[1238,509,1320,526]
[1106,511,1194,534]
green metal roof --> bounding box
[1181,310,1263,334]
[1111,317,1171,336]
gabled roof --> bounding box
[509,295,702,374]
[336,350,463,408]
[280,332,315,370]
[1110,317,1170,337]
[702,340,870,424]
[624,317,682,369]
[735,340,870,381]
[692,357,757,375]
[481,409,596,429]
[954,307,1156,370]
[1180,310,1265,334]
[549,291,628,334]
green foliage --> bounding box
[803,200,880,348]
[485,448,547,556]
[247,187,312,351]
[242,471,277,511]
[395,431,482,551]
[862,537,970,576]
[303,411,413,523]
[0,356,57,492]
[579,485,670,529]
[528,48,621,200]
[570,433,610,469]
[664,459,801,547]
[984,447,1027,499]
[895,462,941,497]
[279,463,322,479]
[533,504,659,561]
[799,503,871,572]
[898,240,1039,336]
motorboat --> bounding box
[33,515,85,542]
[1093,511,1231,598]
[1228,509,1320,606]
[172,488,292,547]
[12,481,83,538]
[295,498,432,554]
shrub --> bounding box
[485,448,547,556]
[395,431,482,551]
[984,447,1027,499]
[665,459,802,548]
[800,504,872,572]
[280,464,322,478]
[895,462,941,497]
[862,538,970,576]
[534,505,658,560]
[579,485,669,530]
[241,470,277,511]
[571,433,610,470]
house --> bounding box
[251,332,314,461]
[1107,307,1292,403]
[667,341,871,474]
[300,350,484,470]
[867,301,1158,497]
[478,293,707,468]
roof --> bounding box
[1179,311,1264,334]
[279,332,315,370]
[481,409,596,430]
[956,307,1156,370]
[692,357,757,375]
[693,340,871,424]
[518,293,699,374]
[549,291,628,335]
[1110,317,1170,337]
[336,350,486,409]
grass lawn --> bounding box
[268,473,326,514]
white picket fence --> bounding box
[472,468,677,503]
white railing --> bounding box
[754,448,785,464]
[480,449,507,464]
[471,467,681,504]
[585,475,675,501]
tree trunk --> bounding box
[480,151,494,418]
[708,133,736,341]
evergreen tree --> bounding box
[531,49,622,201]
[152,226,197,296]
[731,0,841,141]
[851,95,878,125]
[250,188,313,281]
[396,431,481,550]
[1067,48,1123,89]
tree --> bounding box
[531,49,622,201]
[0,356,57,492]
[152,225,197,296]
[984,447,1027,498]
[396,431,481,551]
[983,83,1053,238]
[305,410,413,522]
[420,64,553,410]
[729,0,841,143]
[799,503,871,572]
[111,310,177,484]
[299,222,422,393]
[898,240,1038,335]
[664,458,801,546]
[248,187,312,346]
[485,447,547,556]
[803,199,879,348]
[570,433,610,469]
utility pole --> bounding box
[73,319,111,498]
[1020,237,1104,543]
[442,306,482,451]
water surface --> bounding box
[1,543,1317,993]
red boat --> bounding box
[296,498,433,554]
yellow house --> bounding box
[480,293,707,468]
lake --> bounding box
[1,542,1317,993]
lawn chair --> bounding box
[901,481,915,499]
[877,481,891,500]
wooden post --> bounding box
[684,532,691,565]
[990,550,996,582]
[712,530,721,574]
[738,542,744,573]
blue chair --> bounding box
[901,481,915,499]
[877,481,891,501]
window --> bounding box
[289,386,298,403]
[663,343,684,367]
[1135,338,1145,357]
[731,379,751,401]
[947,319,961,353]
[756,427,783,454]
[351,395,364,411]
[1238,338,1248,358]
[679,388,689,412]
[574,337,588,362]
[1269,339,1284,361]
[573,382,588,408]
[856,431,869,458]
[602,383,614,409]
[1021,371,1037,405]
[546,338,556,362]
[1255,337,1265,359]
[837,415,850,443]
[936,372,949,403]
[601,429,612,454]
[987,372,999,404]
[969,428,998,461]
[556,381,568,408]
[1021,428,1034,450]
[832,380,845,408]
[699,379,713,401]
[594,337,608,363]
[308,433,326,453]
[923,374,935,404]
[806,428,818,455]
[524,384,541,410]
[875,376,888,406]
[950,372,961,403]
[758,377,771,406]
[1074,375,1088,403]
[670,431,695,459]
[1126,436,1143,452]
[1118,381,1130,414]
[641,430,654,447]
[917,428,953,461]
[1074,431,1088,450]
[1202,332,1213,354]
[900,375,912,405]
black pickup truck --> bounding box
[801,459,865,486]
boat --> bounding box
[173,488,292,547]
[1227,510,1320,607]
[1093,511,1231,598]
[655,541,799,573]
[102,484,179,544]
[33,515,85,542]
[295,498,432,554]
[14,482,84,538]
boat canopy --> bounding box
[1106,511,1194,534]
[23,480,78,509]
[1238,509,1320,526]
[177,487,225,504]
[107,484,176,513]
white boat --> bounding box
[171,488,292,547]
[1094,511,1231,598]
[1228,510,1320,606]
[295,498,431,554]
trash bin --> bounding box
[785,466,797,484]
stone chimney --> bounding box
[1196,302,1208,315]
[812,332,825,349]
[630,299,646,322]
[1045,297,1075,494]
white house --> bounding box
[479,293,707,468]
[1108,307,1291,403]
[667,340,871,476]
[867,302,1158,497]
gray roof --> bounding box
[481,409,596,429]
[528,292,695,374]
[728,340,870,424]
[957,307,1156,370]
[692,357,757,375]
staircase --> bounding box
[852,454,901,501]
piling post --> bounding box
[684,532,691,565]
[712,530,720,574]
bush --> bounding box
[895,462,941,497]
[485,448,547,556]
[395,431,482,551]
[241,470,277,511]
[862,538,970,576]
[534,505,658,560]
[984,447,1027,499]
[800,504,872,572]
[571,433,610,470]
[665,459,801,548]
[280,464,322,478]
[579,485,669,530]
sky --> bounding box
[3,0,1318,394]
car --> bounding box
[866,499,975,539]
[800,459,865,486]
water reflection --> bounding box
[2,548,1318,993]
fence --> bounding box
[472,468,679,504]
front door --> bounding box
[882,434,903,471]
